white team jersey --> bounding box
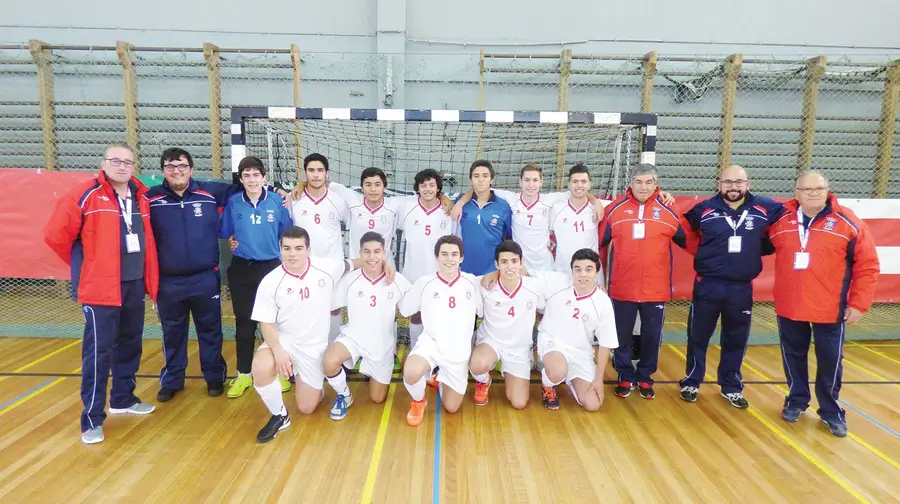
[396,198,455,282]
[535,271,618,353]
[331,269,412,361]
[251,258,348,348]
[398,272,483,362]
[550,199,599,276]
[494,189,569,271]
[329,183,414,262]
[476,276,545,349]
[290,188,350,260]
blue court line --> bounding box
[0,378,57,411]
[839,399,900,439]
[432,392,442,504]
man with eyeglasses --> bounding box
[677,164,785,409]
[765,171,879,437]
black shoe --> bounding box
[157,387,179,402]
[207,382,225,397]
[680,385,699,402]
[822,419,848,438]
[638,382,656,400]
[781,406,803,423]
[614,381,634,398]
[721,391,750,409]
[257,414,291,443]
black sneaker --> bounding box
[614,381,634,398]
[721,391,750,409]
[638,382,656,400]
[822,419,848,438]
[207,382,225,397]
[781,406,803,423]
[257,414,291,443]
[680,385,699,402]
[156,387,180,402]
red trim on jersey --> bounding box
[520,194,540,211]
[193,190,215,198]
[568,199,590,214]
[303,188,328,205]
[282,259,311,280]
[418,198,441,216]
[499,277,522,298]
[362,269,386,285]
[363,198,385,214]
[437,271,461,287]
[574,285,597,301]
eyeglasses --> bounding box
[105,158,135,168]
[796,187,828,194]
[719,179,748,187]
[163,163,191,172]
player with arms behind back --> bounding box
[399,235,482,426]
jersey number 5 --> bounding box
[425,224,431,236]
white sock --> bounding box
[329,313,342,345]
[326,368,351,398]
[409,323,423,348]
[471,371,490,383]
[255,379,287,416]
[405,376,426,401]
[541,368,560,388]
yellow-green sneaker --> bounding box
[227,373,254,398]
[278,375,292,393]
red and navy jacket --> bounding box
[146,179,240,277]
[44,171,159,306]
[599,188,687,302]
[681,192,785,283]
[767,194,879,324]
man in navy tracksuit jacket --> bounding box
[146,148,239,401]
[678,165,784,409]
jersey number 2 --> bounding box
[572,307,580,320]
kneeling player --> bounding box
[399,235,483,426]
[324,231,412,420]
[537,249,617,411]
[469,240,542,409]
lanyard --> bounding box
[797,212,818,251]
[636,204,645,222]
[118,190,134,234]
[724,210,748,236]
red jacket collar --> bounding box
[97,170,150,197]
[784,192,840,215]
[625,187,660,204]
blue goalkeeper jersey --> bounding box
[457,191,513,275]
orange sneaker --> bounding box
[541,385,559,410]
[407,398,428,426]
[473,377,491,406]
[426,372,439,389]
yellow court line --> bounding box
[666,344,871,504]
[0,340,81,382]
[0,366,81,418]
[359,383,397,504]
[841,358,895,383]
[850,342,900,367]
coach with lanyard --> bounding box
[678,164,785,409]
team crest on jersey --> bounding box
[744,219,754,230]
[387,292,394,300]
[652,207,661,220]
[466,290,472,300]
[527,300,533,310]
[825,217,837,230]
[193,202,203,217]
[318,279,326,288]
[329,212,335,220]
[490,215,499,226]
[440,221,447,230]
[542,209,548,216]
[267,210,275,222]
[581,313,590,322]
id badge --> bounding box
[126,233,141,253]
[793,252,810,270]
[632,222,646,240]
[727,236,742,254]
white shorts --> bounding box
[475,336,533,380]
[537,338,596,386]
[258,341,325,390]
[408,335,469,395]
[334,335,394,385]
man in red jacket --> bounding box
[44,143,161,445]
[767,170,879,437]
[599,164,687,400]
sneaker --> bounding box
[278,375,292,393]
[227,373,253,398]
[541,385,559,410]
[614,381,634,398]
[720,391,749,409]
[407,398,428,427]
[393,354,402,372]
[256,414,291,443]
[638,382,656,400]
[81,426,104,445]
[330,394,353,421]
[156,387,179,403]
[473,377,491,406]
[426,372,439,389]
[782,406,803,423]
[109,402,156,415]
[207,381,225,397]
[822,419,848,438]
[680,386,699,402]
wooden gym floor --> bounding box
[0,338,898,503]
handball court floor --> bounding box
[0,338,899,503]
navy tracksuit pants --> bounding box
[681,277,753,394]
[157,269,227,390]
[778,316,845,422]
[80,279,145,432]
[612,300,666,385]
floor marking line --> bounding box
[359,383,397,504]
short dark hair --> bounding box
[160,148,194,170]
[359,231,385,248]
[414,169,443,194]
[570,248,601,270]
[238,156,266,177]
[303,153,329,171]
[434,234,464,257]
[469,159,495,179]
[568,163,590,179]
[520,163,542,178]
[360,167,387,188]
[494,240,523,262]
[280,226,310,247]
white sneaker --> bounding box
[109,402,156,415]
[81,426,104,444]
